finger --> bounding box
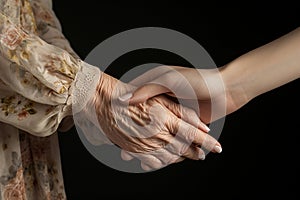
[129,67,183,104]
[182,145,205,160]
[133,149,178,170]
[129,65,172,86]
[175,157,185,163]
[158,96,210,132]
[135,153,163,171]
[121,150,134,161]
[167,117,222,153]
[183,146,205,160]
[141,162,152,171]
[165,137,206,160]
[128,84,171,105]
[123,66,196,104]
[146,148,181,166]
[126,147,185,170]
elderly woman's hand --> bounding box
[81,72,222,171]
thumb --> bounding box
[119,68,179,104]
[130,83,170,104]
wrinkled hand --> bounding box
[85,73,222,171]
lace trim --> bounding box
[71,61,101,114]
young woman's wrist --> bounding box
[220,64,252,111]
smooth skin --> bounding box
[121,27,300,162]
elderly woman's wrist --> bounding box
[71,61,102,114]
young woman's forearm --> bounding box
[222,27,300,102]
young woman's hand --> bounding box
[125,66,249,124]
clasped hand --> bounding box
[79,70,222,171]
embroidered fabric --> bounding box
[72,63,110,146]
[71,61,102,114]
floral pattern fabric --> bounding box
[0,0,100,199]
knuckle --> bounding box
[166,154,181,165]
[179,143,189,156]
[185,127,197,142]
[202,135,217,149]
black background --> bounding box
[53,1,300,199]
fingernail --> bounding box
[203,125,210,132]
[118,93,132,102]
[199,153,205,160]
[214,145,222,153]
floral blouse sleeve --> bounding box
[0,78,70,136]
[0,0,101,136]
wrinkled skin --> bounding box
[86,73,221,171]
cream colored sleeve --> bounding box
[0,0,101,136]
[0,79,68,136]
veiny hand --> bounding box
[82,73,222,171]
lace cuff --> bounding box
[71,61,110,146]
[71,61,101,114]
